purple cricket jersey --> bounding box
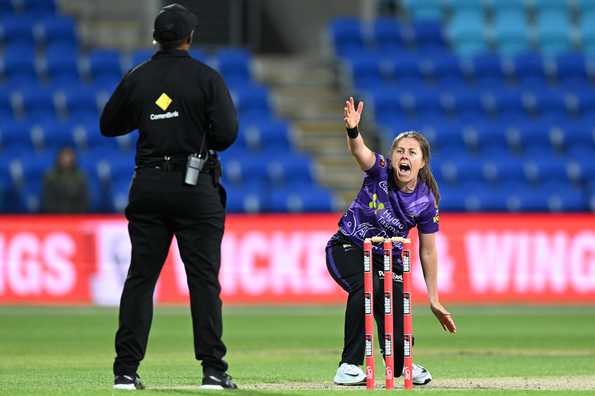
[332,152,439,260]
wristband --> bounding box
[346,126,359,139]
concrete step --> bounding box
[254,56,337,87]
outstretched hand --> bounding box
[430,301,457,334]
[344,97,364,129]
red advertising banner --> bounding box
[0,214,593,305]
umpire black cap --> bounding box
[153,3,198,42]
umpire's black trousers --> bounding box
[113,167,228,376]
[325,237,405,376]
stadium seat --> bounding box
[347,57,385,90]
[402,0,443,20]
[467,52,508,85]
[566,146,595,182]
[87,49,123,83]
[43,44,81,83]
[535,11,572,56]
[0,15,36,46]
[579,12,595,54]
[268,183,335,212]
[232,85,270,118]
[265,151,314,185]
[511,52,549,86]
[30,120,76,150]
[372,18,405,52]
[20,0,57,15]
[488,0,527,13]
[553,52,589,85]
[432,55,466,85]
[447,11,487,56]
[215,48,252,84]
[17,87,57,120]
[522,156,570,183]
[243,120,292,151]
[491,10,530,56]
[1,45,38,84]
[224,182,266,213]
[0,88,15,119]
[411,19,447,49]
[9,149,56,187]
[37,16,77,46]
[57,86,99,119]
[0,120,33,150]
[329,17,366,58]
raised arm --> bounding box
[343,97,375,171]
[418,232,457,334]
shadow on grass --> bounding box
[151,390,300,396]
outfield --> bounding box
[1,305,594,395]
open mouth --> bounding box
[398,162,411,176]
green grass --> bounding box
[1,305,595,395]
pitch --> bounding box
[1,305,595,395]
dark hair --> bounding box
[391,131,440,205]
[158,32,192,50]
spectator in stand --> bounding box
[41,146,89,213]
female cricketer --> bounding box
[326,97,457,386]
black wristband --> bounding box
[346,126,359,139]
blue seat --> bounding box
[554,52,589,84]
[75,121,122,150]
[265,151,313,184]
[533,0,570,14]
[10,149,55,186]
[449,0,483,13]
[535,11,572,56]
[504,120,555,150]
[0,120,33,150]
[372,88,404,119]
[524,87,567,116]
[480,155,526,183]
[1,45,38,83]
[511,52,548,85]
[470,122,510,150]
[522,156,570,183]
[243,120,292,151]
[563,119,595,150]
[347,57,385,90]
[468,52,507,83]
[492,10,530,56]
[488,0,527,13]
[539,181,587,211]
[87,49,123,83]
[58,86,99,118]
[223,154,268,184]
[412,19,447,49]
[268,183,334,213]
[0,15,36,45]
[579,13,595,54]
[577,0,595,14]
[31,120,77,150]
[567,146,595,182]
[447,11,487,56]
[215,48,252,83]
[329,17,366,58]
[20,0,56,15]
[373,18,405,53]
[432,55,466,84]
[410,88,444,115]
[232,85,270,118]
[18,87,57,119]
[0,88,14,119]
[44,44,81,83]
[386,53,425,83]
[37,16,76,46]
[403,0,443,20]
[225,182,266,213]
[481,87,525,117]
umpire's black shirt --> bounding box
[99,49,238,165]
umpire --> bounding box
[99,3,238,391]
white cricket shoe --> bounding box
[333,363,366,385]
[411,362,432,385]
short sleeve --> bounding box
[364,152,388,180]
[417,200,440,234]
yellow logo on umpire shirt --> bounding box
[155,93,173,111]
